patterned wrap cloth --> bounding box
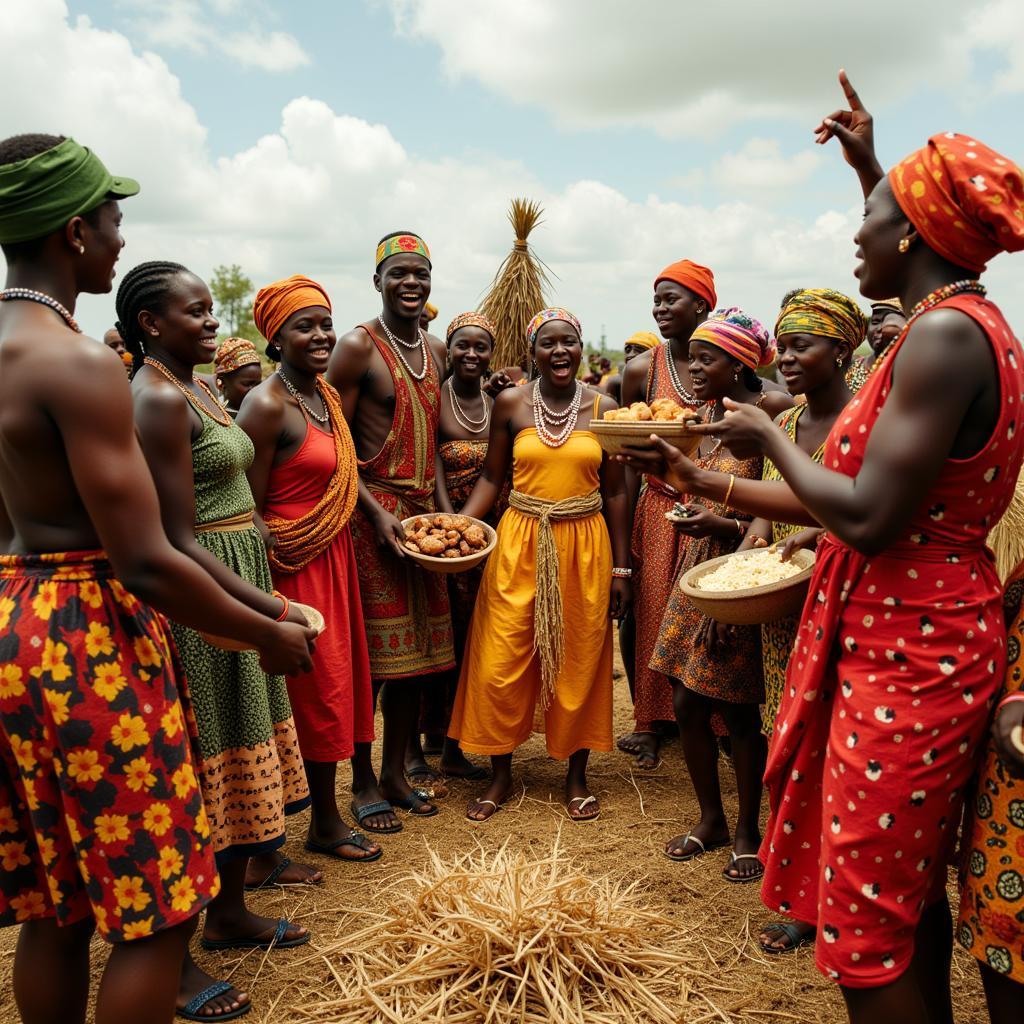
[376,233,431,269]
[348,321,454,680]
[214,337,261,375]
[775,289,867,351]
[690,307,775,370]
[760,292,1024,987]
[446,312,496,343]
[527,308,581,345]
[0,551,219,941]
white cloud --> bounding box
[714,139,822,191]
[386,0,1015,137]
[3,1,1021,348]
[123,0,310,72]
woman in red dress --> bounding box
[621,74,1024,1024]
[240,276,386,865]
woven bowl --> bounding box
[590,420,701,458]
[200,600,325,652]
[401,516,497,574]
[679,548,816,626]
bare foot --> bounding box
[178,954,249,1019]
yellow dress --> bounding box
[448,428,613,760]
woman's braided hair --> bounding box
[113,260,187,375]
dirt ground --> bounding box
[0,644,992,1024]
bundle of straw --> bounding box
[294,838,696,1023]
[479,198,551,370]
[988,465,1024,584]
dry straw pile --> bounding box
[292,837,702,1023]
[479,198,551,372]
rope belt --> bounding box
[508,488,603,709]
[195,511,255,535]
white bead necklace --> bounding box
[445,376,489,434]
[378,316,427,381]
[277,368,329,425]
[664,342,697,405]
[533,380,583,448]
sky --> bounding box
[3,0,1024,346]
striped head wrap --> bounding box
[690,307,775,369]
[214,337,261,374]
[527,307,582,345]
[775,288,868,350]
[446,311,496,344]
[624,330,660,351]
[376,232,431,269]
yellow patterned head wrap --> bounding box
[624,331,659,351]
[775,288,867,350]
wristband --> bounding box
[998,691,1024,711]
[611,567,633,578]
[272,590,290,622]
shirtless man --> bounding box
[0,133,312,1024]
[327,232,454,829]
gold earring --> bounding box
[898,238,910,254]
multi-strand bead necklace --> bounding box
[377,316,428,382]
[532,380,583,448]
[445,376,489,434]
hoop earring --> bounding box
[898,238,910,254]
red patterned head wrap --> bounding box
[527,307,582,345]
[446,311,496,344]
[253,275,331,342]
[654,259,717,309]
[214,337,261,375]
[888,133,1024,273]
[690,307,776,370]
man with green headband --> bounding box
[0,134,314,1024]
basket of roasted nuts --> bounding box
[590,398,701,457]
[401,514,498,574]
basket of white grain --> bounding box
[679,546,816,625]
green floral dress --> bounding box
[170,411,309,864]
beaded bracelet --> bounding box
[611,567,633,579]
[997,691,1024,711]
[272,590,290,622]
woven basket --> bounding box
[200,600,325,652]
[590,420,700,458]
[401,516,497,574]
[679,548,816,626]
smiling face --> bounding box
[79,199,125,295]
[776,332,848,397]
[141,271,219,366]
[855,179,913,301]
[532,320,583,386]
[623,342,648,363]
[448,325,493,383]
[653,280,706,342]
[276,305,335,376]
[375,253,431,320]
[217,362,263,409]
[687,339,740,401]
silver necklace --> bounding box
[664,342,697,404]
[277,368,329,425]
[377,316,427,381]
[532,381,582,448]
[445,376,489,434]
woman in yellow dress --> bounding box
[448,308,632,821]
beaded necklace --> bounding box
[664,340,697,404]
[532,380,583,448]
[445,376,489,434]
[0,288,81,332]
[377,315,428,381]
[277,367,329,425]
[143,357,233,427]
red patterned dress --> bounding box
[348,323,454,680]
[630,344,704,728]
[760,293,1024,987]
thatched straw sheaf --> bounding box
[988,465,1024,584]
[479,198,552,371]
[291,837,722,1023]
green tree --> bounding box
[209,264,256,337]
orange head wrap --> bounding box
[654,259,717,310]
[253,275,331,343]
[888,133,1024,274]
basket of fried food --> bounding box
[200,600,326,652]
[590,397,701,457]
[679,546,816,625]
[401,514,497,574]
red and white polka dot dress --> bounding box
[760,293,1024,988]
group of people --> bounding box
[1,71,1023,1024]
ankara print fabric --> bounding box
[0,551,219,942]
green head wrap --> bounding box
[0,137,139,244]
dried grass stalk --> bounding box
[479,198,551,371]
[988,466,1024,584]
[293,837,700,1023]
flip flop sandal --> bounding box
[566,795,600,822]
[466,798,502,822]
[390,788,439,817]
[663,832,731,863]
[177,981,251,1021]
[350,799,402,834]
[305,830,383,863]
[758,922,816,955]
[243,856,322,891]
[722,851,765,884]
[200,918,310,953]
